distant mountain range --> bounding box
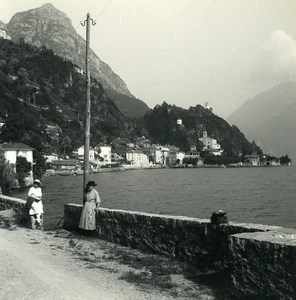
[227,81,296,159]
[2,3,149,118]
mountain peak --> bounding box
[37,3,66,16]
[41,3,55,8]
[5,3,148,117]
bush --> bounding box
[0,154,16,194]
[16,156,31,187]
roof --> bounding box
[126,150,145,154]
[0,143,34,151]
[245,154,260,158]
[51,160,80,166]
[77,146,94,151]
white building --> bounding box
[177,119,183,125]
[142,147,163,164]
[168,151,185,166]
[126,150,149,166]
[204,102,213,111]
[0,117,5,128]
[44,153,59,163]
[97,144,112,165]
[200,131,223,155]
[0,143,34,184]
[0,28,11,40]
[77,146,95,161]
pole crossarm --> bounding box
[80,18,96,26]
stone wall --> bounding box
[229,230,296,298]
[0,194,26,211]
[64,204,296,298]
[0,194,27,225]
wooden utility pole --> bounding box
[81,13,96,197]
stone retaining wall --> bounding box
[64,204,296,298]
[0,194,26,211]
[0,194,27,225]
[229,230,296,298]
[3,199,295,297]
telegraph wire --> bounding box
[74,0,112,33]
[87,0,101,13]
[94,0,113,20]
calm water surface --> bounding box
[14,166,296,230]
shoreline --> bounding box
[44,163,289,177]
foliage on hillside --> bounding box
[143,102,262,156]
[0,39,135,156]
[105,89,150,118]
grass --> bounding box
[49,230,233,298]
[120,270,177,289]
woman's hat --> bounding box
[87,180,97,187]
[34,179,42,186]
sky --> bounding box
[1,0,296,118]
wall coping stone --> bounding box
[65,204,293,233]
[65,204,211,223]
[227,221,284,231]
[231,230,296,245]
[0,195,26,204]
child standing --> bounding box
[27,179,44,230]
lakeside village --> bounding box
[0,116,291,188]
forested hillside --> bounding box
[143,102,261,156]
[0,39,135,155]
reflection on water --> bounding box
[13,166,296,230]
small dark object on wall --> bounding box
[211,210,228,225]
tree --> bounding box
[16,156,32,187]
[0,154,15,194]
[33,151,47,179]
[280,154,291,165]
[60,136,72,155]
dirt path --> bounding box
[0,210,223,300]
[0,227,175,300]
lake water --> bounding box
[13,166,296,230]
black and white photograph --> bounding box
[0,0,295,299]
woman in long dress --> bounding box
[79,181,101,231]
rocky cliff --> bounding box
[7,3,131,97]
[0,20,7,30]
[6,3,150,118]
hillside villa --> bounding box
[0,28,11,40]
[0,142,34,185]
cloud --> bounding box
[250,30,296,82]
[268,30,296,67]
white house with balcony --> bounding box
[96,144,112,165]
[77,145,95,161]
[126,150,149,167]
[0,143,34,184]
